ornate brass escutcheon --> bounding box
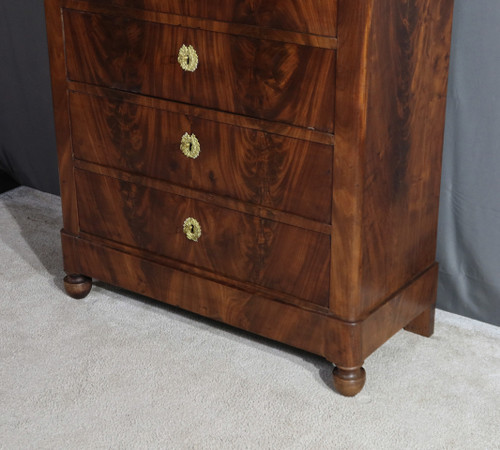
[183,217,202,242]
[178,44,199,72]
[180,133,201,159]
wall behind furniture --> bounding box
[0,0,499,326]
[0,0,59,194]
[436,0,500,326]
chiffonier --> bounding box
[45,0,454,395]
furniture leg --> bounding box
[404,304,436,337]
[332,365,366,397]
[63,274,92,299]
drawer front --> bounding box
[103,0,338,37]
[63,10,336,132]
[75,170,331,306]
[69,91,333,223]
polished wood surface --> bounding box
[45,0,80,234]
[61,234,438,366]
[69,82,335,146]
[45,0,454,396]
[63,274,92,299]
[332,367,366,397]
[69,91,333,223]
[75,169,331,306]
[360,264,439,359]
[331,0,454,320]
[358,0,454,316]
[405,304,436,338]
[73,158,332,236]
[101,0,338,37]
[61,234,441,390]
[64,9,336,131]
[63,0,338,50]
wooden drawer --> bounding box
[69,91,333,223]
[74,170,331,306]
[63,9,336,132]
[102,0,338,37]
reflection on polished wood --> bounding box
[46,0,454,395]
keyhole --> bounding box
[190,225,195,233]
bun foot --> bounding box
[332,366,366,397]
[63,274,92,299]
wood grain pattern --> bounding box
[74,169,331,306]
[404,303,436,338]
[329,0,372,320]
[62,233,440,365]
[359,0,454,316]
[332,367,366,397]
[100,0,338,37]
[73,159,332,235]
[61,232,348,363]
[45,0,455,395]
[44,0,79,234]
[69,82,335,146]
[63,0,337,50]
[69,91,333,223]
[75,226,331,313]
[63,9,336,131]
[63,274,92,299]
[360,264,438,359]
[331,0,454,320]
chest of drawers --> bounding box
[45,0,454,396]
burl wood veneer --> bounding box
[45,0,454,396]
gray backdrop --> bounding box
[436,0,500,326]
[1,1,499,326]
[0,1,59,193]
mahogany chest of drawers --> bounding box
[45,0,454,395]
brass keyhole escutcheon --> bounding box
[178,44,199,72]
[183,217,202,242]
[180,133,201,159]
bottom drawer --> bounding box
[75,170,331,306]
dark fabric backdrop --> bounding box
[1,1,499,325]
[0,1,59,193]
[436,0,500,326]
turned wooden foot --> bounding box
[63,274,92,299]
[404,304,435,337]
[332,366,366,397]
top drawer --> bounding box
[96,0,338,37]
[63,9,336,132]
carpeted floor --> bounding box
[1,186,499,449]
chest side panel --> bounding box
[359,0,454,313]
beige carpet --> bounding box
[1,186,499,449]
